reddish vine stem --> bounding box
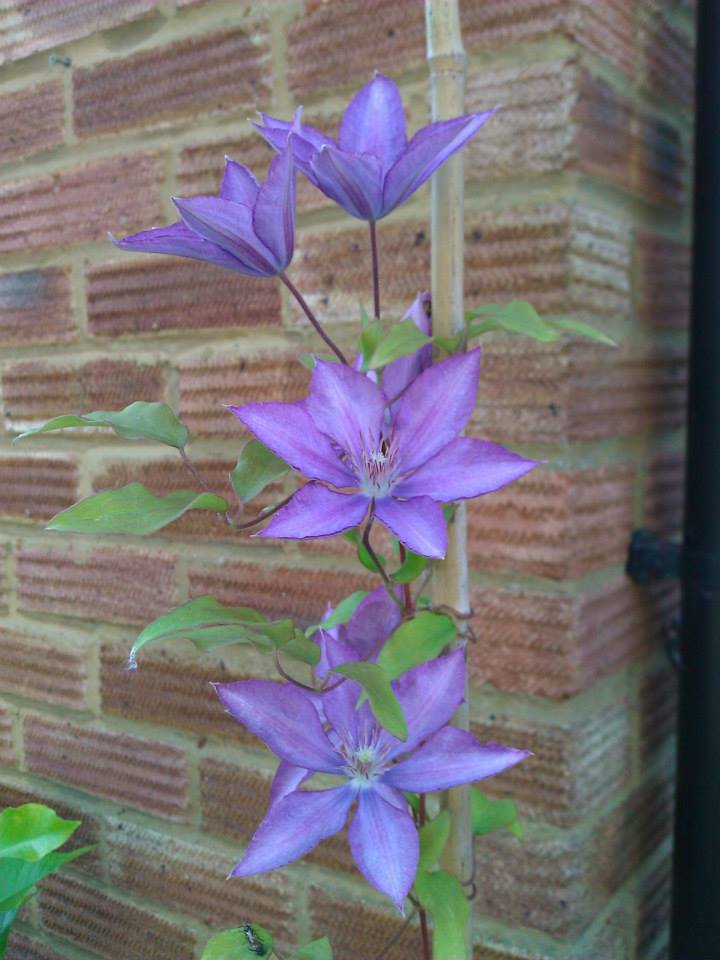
[370,220,381,321]
[179,448,213,493]
[398,544,413,612]
[363,511,403,607]
[373,908,417,960]
[280,273,348,365]
[231,491,295,531]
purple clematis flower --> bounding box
[214,649,528,908]
[314,584,403,679]
[229,348,538,559]
[253,72,495,221]
[380,291,433,407]
[110,145,296,278]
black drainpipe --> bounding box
[627,2,720,955]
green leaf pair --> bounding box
[359,318,433,372]
[471,787,523,839]
[464,300,617,346]
[14,401,188,447]
[201,927,332,960]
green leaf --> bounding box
[418,811,451,873]
[0,903,24,959]
[471,788,523,838]
[305,591,368,637]
[298,352,340,370]
[433,333,463,354]
[377,612,456,681]
[47,483,227,536]
[282,629,321,666]
[359,319,384,369]
[343,529,385,573]
[415,870,468,960]
[366,318,433,370]
[550,316,617,346]
[331,662,407,741]
[466,300,557,342]
[0,845,94,915]
[14,401,188,447]
[201,925,273,959]
[230,441,289,503]
[131,596,294,661]
[0,804,79,862]
[297,937,333,960]
[390,549,427,584]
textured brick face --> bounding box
[0,267,74,346]
[0,154,163,255]
[0,81,64,164]
[636,233,691,329]
[0,455,78,522]
[74,27,271,136]
[0,629,88,707]
[0,704,15,767]
[24,714,190,819]
[38,873,197,960]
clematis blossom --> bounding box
[379,291,433,407]
[229,348,538,559]
[314,584,403,679]
[110,145,296,278]
[214,650,529,908]
[254,72,495,221]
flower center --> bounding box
[338,726,391,787]
[359,434,399,498]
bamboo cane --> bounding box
[425,2,473,957]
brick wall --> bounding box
[0,1,693,959]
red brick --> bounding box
[74,27,270,137]
[469,579,679,698]
[38,873,197,960]
[0,0,156,66]
[638,661,677,762]
[644,451,684,537]
[24,713,190,820]
[86,256,282,337]
[0,702,16,766]
[637,854,672,956]
[199,758,273,843]
[293,204,631,330]
[636,233,691,330]
[179,350,308,437]
[309,885,418,960]
[0,455,78,522]
[105,816,298,941]
[0,81,64,164]
[5,933,68,960]
[2,359,166,429]
[0,629,88,708]
[639,1,694,107]
[467,465,635,579]
[16,545,177,626]
[0,154,163,255]
[189,560,375,625]
[0,267,74,346]
[100,639,271,743]
[471,701,632,826]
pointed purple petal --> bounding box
[215,679,342,773]
[383,110,495,214]
[374,496,447,559]
[394,437,539,501]
[348,788,418,909]
[258,484,370,541]
[220,159,260,205]
[315,625,360,678]
[173,195,278,275]
[339,72,406,173]
[253,146,296,271]
[394,349,481,472]
[381,292,433,406]
[307,360,385,464]
[270,760,313,807]
[111,221,243,271]
[310,146,384,220]
[384,649,466,756]
[229,402,356,487]
[323,675,373,742]
[346,584,403,659]
[231,785,356,877]
[383,727,530,792]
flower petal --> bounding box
[382,726,530,792]
[339,72,406,174]
[381,292,433,407]
[173,195,277,275]
[220,159,260,205]
[348,788,418,909]
[253,146,296,271]
[315,624,360,678]
[269,759,313,807]
[214,679,342,773]
[322,675,372,742]
[394,349,481,472]
[231,785,356,877]
[383,110,495,213]
[346,584,403,659]
[110,221,243,272]
[394,437,539,501]
[259,484,370,541]
[229,401,356,487]
[384,649,466,756]
[374,496,447,559]
[307,360,385,464]
[310,146,384,220]
[253,110,335,183]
